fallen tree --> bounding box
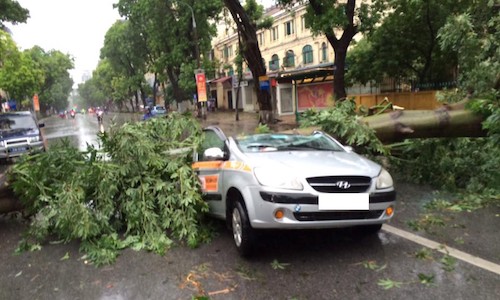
[363,101,486,144]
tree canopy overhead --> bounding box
[113,0,223,107]
[346,0,476,90]
[276,0,385,100]
[0,0,29,31]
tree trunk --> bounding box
[363,102,486,143]
[224,0,273,123]
[310,0,357,101]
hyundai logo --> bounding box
[336,181,351,189]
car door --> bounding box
[192,127,228,219]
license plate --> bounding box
[318,193,369,210]
[8,147,27,153]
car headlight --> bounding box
[29,136,40,143]
[254,167,303,190]
[376,169,394,189]
[0,140,4,147]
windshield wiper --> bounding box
[278,144,333,151]
[246,143,276,149]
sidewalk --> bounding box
[200,110,298,136]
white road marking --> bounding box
[383,224,500,275]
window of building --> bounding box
[271,26,279,41]
[258,32,265,46]
[284,19,295,36]
[301,15,306,31]
[283,50,295,67]
[269,54,280,70]
[223,45,233,58]
[302,45,313,65]
[321,42,328,62]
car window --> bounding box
[198,130,225,161]
[0,114,37,131]
[235,133,344,152]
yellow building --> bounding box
[210,3,369,116]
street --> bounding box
[0,111,499,300]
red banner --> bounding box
[196,73,207,102]
[33,94,40,111]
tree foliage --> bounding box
[346,0,472,88]
[8,113,209,265]
[299,99,388,156]
[100,20,149,110]
[1,35,73,110]
[113,0,223,106]
[437,1,499,142]
[0,0,29,30]
[25,46,74,110]
[0,31,44,103]
[278,0,384,100]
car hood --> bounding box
[244,151,381,177]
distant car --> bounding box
[193,126,396,256]
[151,105,167,116]
[0,111,45,162]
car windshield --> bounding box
[234,133,344,153]
[0,114,37,131]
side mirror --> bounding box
[203,147,226,161]
[38,123,45,128]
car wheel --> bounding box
[232,201,255,257]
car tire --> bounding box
[231,201,255,257]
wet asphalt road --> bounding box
[0,111,499,299]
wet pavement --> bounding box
[0,110,499,299]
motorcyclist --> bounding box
[96,107,104,123]
[142,106,153,121]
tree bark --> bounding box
[309,0,357,101]
[224,0,273,123]
[363,102,486,143]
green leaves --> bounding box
[299,99,388,156]
[9,113,208,266]
[390,137,500,196]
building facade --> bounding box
[209,3,370,116]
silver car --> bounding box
[193,126,396,256]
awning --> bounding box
[277,62,336,84]
[210,76,232,84]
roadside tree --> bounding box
[346,0,473,90]
[100,20,149,111]
[115,0,223,106]
[0,0,29,31]
[0,31,44,104]
[223,0,274,122]
[24,46,74,111]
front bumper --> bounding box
[245,187,396,229]
[0,141,45,159]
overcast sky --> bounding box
[9,0,274,87]
[9,0,120,86]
